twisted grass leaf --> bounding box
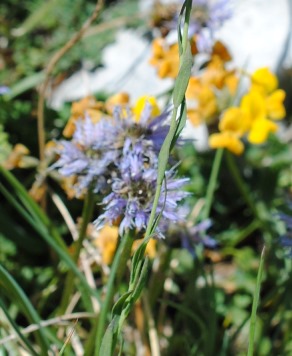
[98,1,193,352]
[99,317,119,356]
[172,41,193,107]
[0,265,51,355]
[117,258,150,337]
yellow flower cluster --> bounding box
[149,36,198,79]
[209,67,286,154]
[63,93,161,138]
[186,41,238,126]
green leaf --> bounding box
[0,168,100,306]
[112,291,133,316]
[0,297,39,356]
[4,72,45,100]
[0,265,50,355]
[248,246,266,356]
[172,41,193,107]
[99,317,119,356]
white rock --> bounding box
[49,30,173,110]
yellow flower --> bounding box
[149,38,180,79]
[251,67,278,94]
[240,90,266,125]
[132,95,161,121]
[201,56,228,89]
[240,87,285,144]
[63,96,104,137]
[219,107,249,136]
[211,40,232,62]
[248,118,277,144]
[265,89,286,120]
[105,92,130,114]
[132,238,157,259]
[3,143,30,170]
[95,225,119,265]
[149,36,197,79]
[186,77,217,126]
[209,132,244,155]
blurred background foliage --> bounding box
[1,0,292,355]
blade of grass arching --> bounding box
[0,167,66,250]
[0,297,39,356]
[0,184,100,309]
[0,265,50,355]
[247,246,265,356]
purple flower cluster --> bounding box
[54,102,190,236]
[96,149,189,235]
[187,0,232,52]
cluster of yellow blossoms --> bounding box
[149,36,198,79]
[149,35,286,155]
[185,41,237,126]
[63,93,160,138]
[209,67,286,155]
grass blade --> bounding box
[248,246,265,356]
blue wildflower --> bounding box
[53,115,118,196]
[95,149,189,236]
[53,102,170,197]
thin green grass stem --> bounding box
[248,246,265,356]
[94,231,134,356]
[225,151,258,217]
[59,190,95,315]
[202,148,224,220]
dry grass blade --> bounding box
[0,313,95,346]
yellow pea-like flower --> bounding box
[265,89,286,120]
[133,95,161,121]
[251,67,278,94]
[219,107,249,136]
[240,90,266,123]
[248,118,277,144]
[209,132,244,155]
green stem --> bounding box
[59,190,95,314]
[148,249,172,307]
[202,148,224,220]
[248,246,265,356]
[145,0,193,239]
[225,151,258,217]
[94,231,134,356]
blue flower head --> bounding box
[53,101,170,197]
[95,149,189,236]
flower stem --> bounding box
[94,230,134,355]
[59,190,95,315]
[202,148,224,220]
[248,246,265,356]
[225,151,258,217]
